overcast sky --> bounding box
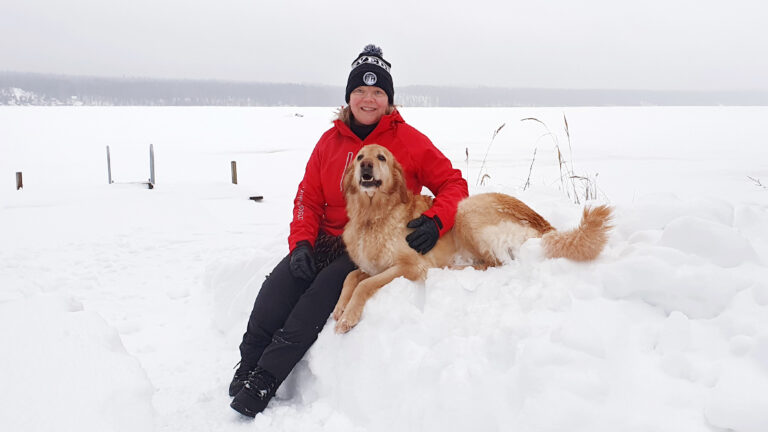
[1,0,766,91]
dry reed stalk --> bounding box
[465,147,469,181]
[522,117,576,202]
[523,147,538,191]
[747,176,767,189]
[571,174,599,201]
[563,114,580,202]
[475,123,506,186]
[520,115,604,204]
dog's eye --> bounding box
[377,155,386,162]
[357,155,363,161]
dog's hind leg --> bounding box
[335,266,406,334]
[333,269,368,322]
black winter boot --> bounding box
[230,367,278,418]
[229,361,256,397]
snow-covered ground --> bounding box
[1,106,767,432]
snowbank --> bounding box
[2,106,767,432]
[226,196,768,432]
[0,295,155,432]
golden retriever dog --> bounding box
[333,144,612,333]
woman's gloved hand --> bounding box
[289,240,317,281]
[406,215,441,254]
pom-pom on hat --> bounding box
[345,44,394,105]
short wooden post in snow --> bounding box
[16,172,23,190]
[231,161,238,185]
[106,145,113,184]
[148,144,155,189]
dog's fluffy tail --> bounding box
[542,205,613,262]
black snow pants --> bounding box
[238,248,356,383]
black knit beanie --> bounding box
[345,44,394,105]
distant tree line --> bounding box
[2,71,767,106]
[0,72,342,106]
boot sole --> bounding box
[230,399,257,418]
[229,385,244,397]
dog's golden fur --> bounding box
[333,144,612,333]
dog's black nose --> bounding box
[360,160,374,179]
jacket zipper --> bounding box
[340,151,354,192]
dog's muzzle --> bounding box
[359,161,382,188]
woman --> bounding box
[229,44,468,417]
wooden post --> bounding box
[231,161,238,184]
[148,144,155,189]
[106,145,113,184]
[16,172,23,190]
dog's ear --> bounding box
[342,159,358,195]
[392,159,410,204]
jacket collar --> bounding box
[334,109,403,142]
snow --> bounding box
[0,295,154,432]
[1,106,768,432]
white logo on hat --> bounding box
[351,56,391,72]
[363,72,377,85]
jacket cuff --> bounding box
[423,210,449,237]
[289,237,315,252]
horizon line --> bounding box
[2,70,767,94]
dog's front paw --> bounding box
[334,307,362,334]
[332,304,344,321]
[335,318,353,334]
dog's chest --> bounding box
[348,219,405,276]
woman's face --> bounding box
[349,86,389,126]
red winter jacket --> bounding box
[288,109,468,251]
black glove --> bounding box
[289,241,317,281]
[406,215,442,254]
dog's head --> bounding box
[343,144,409,204]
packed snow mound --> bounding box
[209,197,768,432]
[660,216,760,267]
[705,357,768,432]
[0,295,155,432]
[600,253,750,318]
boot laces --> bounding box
[244,367,277,400]
[232,361,253,381]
